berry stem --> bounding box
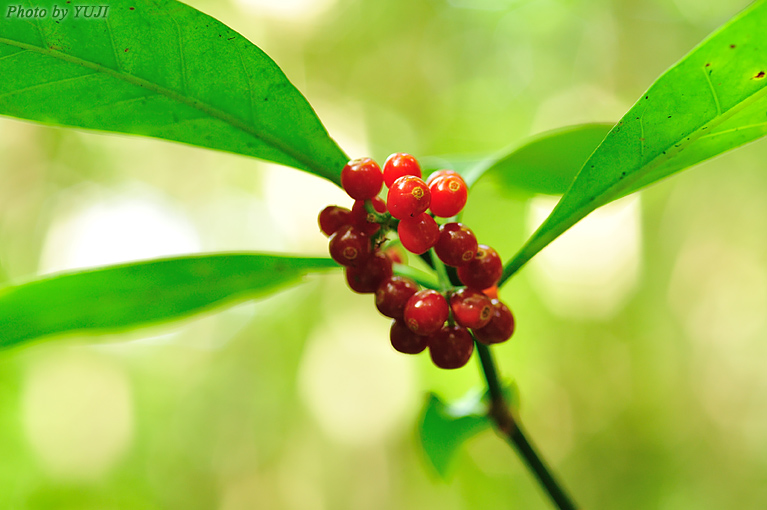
[430,248,452,293]
[392,263,440,290]
[475,341,578,510]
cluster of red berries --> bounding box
[318,153,515,369]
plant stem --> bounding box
[475,342,578,510]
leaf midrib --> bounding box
[0,37,327,176]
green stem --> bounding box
[475,342,578,510]
[431,248,452,292]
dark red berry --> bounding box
[473,299,515,345]
[457,245,503,289]
[318,205,352,237]
[426,169,465,187]
[404,289,449,335]
[449,288,493,329]
[387,175,431,220]
[429,174,468,218]
[383,153,422,188]
[397,213,440,255]
[341,158,384,200]
[345,251,393,293]
[328,225,370,267]
[351,197,387,235]
[434,223,478,267]
[375,275,419,319]
[428,325,474,369]
[390,319,429,354]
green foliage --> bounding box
[0,0,347,182]
[0,254,337,348]
[501,0,767,283]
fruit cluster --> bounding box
[318,154,515,369]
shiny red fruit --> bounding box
[473,299,515,345]
[390,319,429,354]
[328,225,370,267]
[351,197,387,235]
[397,213,440,255]
[341,158,384,200]
[383,153,422,188]
[457,245,503,289]
[375,276,420,319]
[426,169,465,186]
[345,251,393,293]
[318,205,352,237]
[387,175,431,219]
[434,223,478,267]
[404,289,449,336]
[429,174,468,218]
[450,288,493,329]
[428,325,474,369]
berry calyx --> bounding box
[383,153,422,188]
[457,244,503,289]
[351,197,387,235]
[426,169,465,187]
[428,325,474,369]
[429,174,468,218]
[434,223,478,267]
[473,299,515,345]
[375,275,419,319]
[318,206,352,237]
[341,158,384,200]
[345,251,393,293]
[397,213,440,255]
[390,319,429,354]
[387,175,431,220]
[404,289,449,335]
[328,225,371,267]
[450,288,493,329]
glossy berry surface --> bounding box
[383,153,422,188]
[397,213,440,255]
[387,175,431,219]
[318,205,352,237]
[341,158,384,200]
[434,223,478,267]
[426,169,464,187]
[473,299,515,345]
[457,244,503,289]
[450,288,493,329]
[429,174,468,218]
[390,319,429,354]
[428,325,474,369]
[345,251,393,293]
[404,289,449,335]
[351,197,387,235]
[328,225,370,267]
[375,276,419,319]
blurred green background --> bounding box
[2,0,767,508]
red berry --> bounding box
[482,285,499,300]
[428,325,474,369]
[426,169,465,187]
[429,174,468,217]
[434,223,478,267]
[341,158,384,200]
[345,251,393,293]
[404,289,449,335]
[376,275,419,319]
[390,319,429,354]
[397,213,440,255]
[383,153,422,188]
[450,288,493,329]
[387,175,431,220]
[318,206,352,237]
[457,245,503,289]
[473,299,515,345]
[328,225,370,267]
[351,197,387,235]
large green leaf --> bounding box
[0,253,337,348]
[501,0,767,283]
[0,0,347,183]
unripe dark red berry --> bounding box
[341,158,384,200]
[383,153,422,188]
[457,245,503,289]
[404,289,449,336]
[426,169,464,187]
[318,206,352,237]
[429,174,468,218]
[387,175,431,219]
[428,325,474,369]
[450,288,493,329]
[351,197,387,235]
[434,223,478,267]
[390,319,429,354]
[375,275,419,319]
[345,251,393,293]
[397,213,440,255]
[328,225,370,267]
[473,299,515,345]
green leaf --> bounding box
[0,0,347,183]
[0,253,337,348]
[464,123,614,193]
[501,0,767,283]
